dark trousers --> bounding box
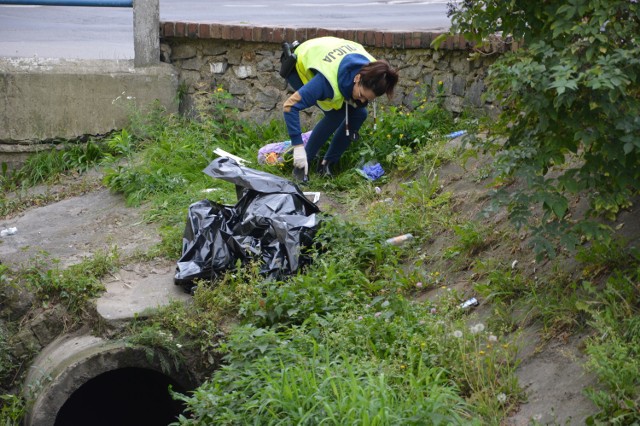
[287,72,367,164]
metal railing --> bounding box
[0,0,158,66]
[0,0,132,6]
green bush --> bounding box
[445,0,640,257]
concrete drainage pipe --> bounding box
[23,333,195,426]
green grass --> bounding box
[15,248,120,316]
[0,310,13,386]
[171,316,481,425]
[0,137,112,193]
[579,259,640,424]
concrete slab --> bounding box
[0,188,160,269]
[96,259,191,322]
[1,178,191,325]
[0,57,178,143]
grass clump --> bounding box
[15,248,120,316]
[173,324,474,425]
[579,253,640,424]
[0,138,108,193]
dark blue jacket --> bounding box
[285,54,370,146]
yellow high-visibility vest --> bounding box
[295,37,375,111]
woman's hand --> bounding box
[293,145,308,174]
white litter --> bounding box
[303,192,321,203]
[0,227,17,237]
[213,148,249,165]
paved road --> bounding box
[0,0,451,59]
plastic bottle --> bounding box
[459,298,479,309]
[385,233,414,246]
[445,130,467,138]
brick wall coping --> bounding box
[159,21,474,50]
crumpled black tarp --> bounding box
[174,157,321,291]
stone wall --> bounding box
[159,24,504,127]
[0,24,506,170]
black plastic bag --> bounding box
[279,41,299,79]
[174,157,320,292]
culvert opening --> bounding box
[54,367,187,426]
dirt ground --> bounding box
[4,157,638,424]
[419,154,605,425]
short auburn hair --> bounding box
[359,60,399,99]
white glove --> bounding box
[293,145,308,174]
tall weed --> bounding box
[17,249,119,315]
[581,266,640,424]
